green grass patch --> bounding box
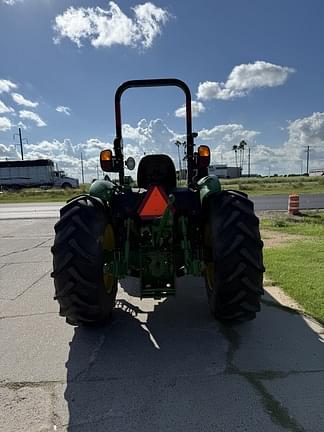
[264,241,324,324]
[262,211,324,323]
[0,185,90,203]
[260,212,324,237]
[221,175,324,196]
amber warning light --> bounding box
[100,149,118,172]
[138,186,169,219]
[197,145,210,168]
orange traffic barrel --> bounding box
[288,194,300,215]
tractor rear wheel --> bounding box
[204,190,264,322]
[51,195,117,326]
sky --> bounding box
[0,0,324,180]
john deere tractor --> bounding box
[51,79,264,326]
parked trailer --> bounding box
[0,159,79,189]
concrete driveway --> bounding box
[0,218,323,431]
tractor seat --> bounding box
[137,154,177,190]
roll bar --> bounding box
[114,78,195,184]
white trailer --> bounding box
[208,164,242,179]
[0,159,79,189]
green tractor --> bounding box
[51,79,264,326]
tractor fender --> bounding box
[197,175,222,208]
[89,179,116,203]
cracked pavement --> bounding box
[0,217,324,431]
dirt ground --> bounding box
[261,229,308,248]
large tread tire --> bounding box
[204,190,264,322]
[51,195,117,326]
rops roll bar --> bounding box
[114,78,195,185]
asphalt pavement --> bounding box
[252,193,324,211]
[0,217,324,431]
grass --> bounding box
[0,185,90,203]
[221,175,324,196]
[1,175,323,203]
[264,242,324,324]
[261,211,324,323]
[260,212,324,237]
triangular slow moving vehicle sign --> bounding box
[138,185,169,219]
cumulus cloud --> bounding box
[282,112,324,172]
[56,105,71,116]
[199,124,259,143]
[0,100,14,114]
[0,79,17,94]
[12,92,39,108]
[197,61,295,100]
[175,101,205,118]
[53,1,170,49]
[200,113,324,175]
[19,110,46,127]
[3,112,323,178]
[0,143,19,159]
[286,112,324,148]
[122,118,179,159]
[21,137,112,180]
[0,116,12,131]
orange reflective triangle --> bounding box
[138,185,168,219]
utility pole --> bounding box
[305,145,310,175]
[18,128,23,160]
[13,127,27,160]
[80,152,85,184]
[248,147,251,177]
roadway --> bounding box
[0,193,323,219]
[0,217,324,431]
[252,193,324,211]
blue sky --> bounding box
[1,0,324,179]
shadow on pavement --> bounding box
[63,277,324,432]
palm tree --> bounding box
[232,144,238,169]
[238,140,247,172]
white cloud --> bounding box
[19,110,46,127]
[12,92,38,108]
[0,116,12,131]
[0,100,14,114]
[22,137,113,180]
[0,143,19,159]
[175,101,205,118]
[0,79,17,94]
[132,2,170,48]
[56,105,71,116]
[4,112,323,178]
[199,113,324,175]
[17,121,27,130]
[197,61,295,100]
[286,112,324,148]
[123,118,178,156]
[281,112,324,172]
[198,123,259,143]
[53,1,170,49]
[1,0,23,5]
